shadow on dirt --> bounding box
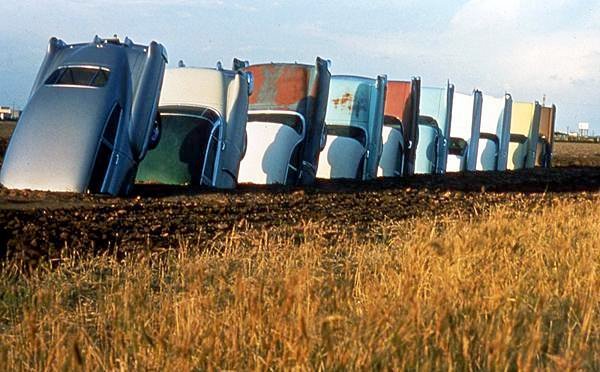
[131,166,600,197]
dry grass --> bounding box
[0,197,599,370]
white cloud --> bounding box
[450,0,521,30]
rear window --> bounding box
[248,113,304,135]
[510,134,528,144]
[45,66,110,87]
[449,137,468,156]
[326,125,367,147]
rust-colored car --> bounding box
[234,58,330,185]
[536,105,556,167]
[378,78,420,177]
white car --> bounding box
[446,90,483,172]
[136,61,252,188]
[476,94,512,171]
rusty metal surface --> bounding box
[536,105,556,167]
[326,76,375,126]
[384,79,420,175]
[246,63,317,114]
[539,105,555,144]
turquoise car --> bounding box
[415,82,454,174]
[317,75,387,180]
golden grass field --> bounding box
[1,196,599,370]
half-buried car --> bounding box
[476,93,512,171]
[535,104,556,168]
[317,74,387,180]
[234,58,331,185]
[0,36,167,195]
[446,90,482,172]
[378,78,421,177]
[416,82,454,174]
[507,101,541,170]
[136,61,252,188]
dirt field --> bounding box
[1,126,600,262]
[553,141,600,167]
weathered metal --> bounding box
[235,58,330,185]
[0,36,167,195]
[536,105,556,167]
[136,65,251,188]
[379,78,420,177]
[446,90,483,172]
[416,82,454,174]
[317,74,387,180]
[507,101,541,170]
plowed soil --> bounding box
[1,123,599,264]
[553,141,600,167]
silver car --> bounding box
[0,35,167,195]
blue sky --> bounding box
[1,0,599,133]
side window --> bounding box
[449,137,468,156]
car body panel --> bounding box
[378,78,420,177]
[476,94,512,171]
[318,74,387,180]
[416,82,454,174]
[507,101,541,170]
[446,90,482,172]
[136,66,250,188]
[1,87,112,192]
[378,125,405,178]
[0,36,167,195]
[415,116,442,174]
[535,104,556,168]
[235,59,331,185]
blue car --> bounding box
[416,82,454,174]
